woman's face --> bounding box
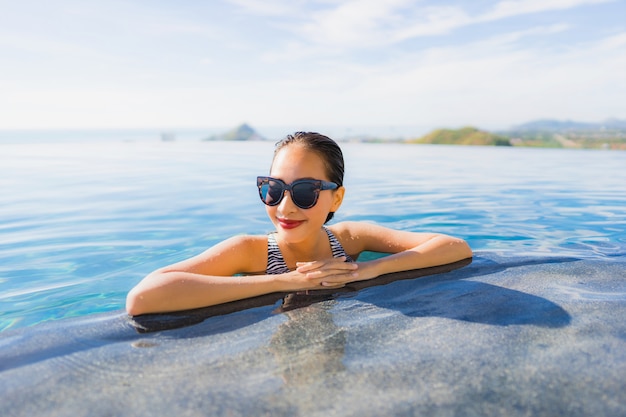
[267,144,344,243]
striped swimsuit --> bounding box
[266,227,354,274]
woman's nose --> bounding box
[277,189,297,212]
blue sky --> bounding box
[1,0,624,133]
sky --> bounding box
[1,0,625,134]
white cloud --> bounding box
[595,31,626,51]
[290,1,472,49]
[482,0,615,21]
[248,25,626,128]
[392,6,473,40]
[298,0,410,45]
[225,0,307,16]
[451,23,572,55]
[352,29,626,127]
[271,0,617,51]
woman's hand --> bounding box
[287,256,359,289]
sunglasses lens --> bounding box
[260,180,284,205]
[292,182,319,208]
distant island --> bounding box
[203,123,266,141]
[404,122,626,150]
[407,127,511,146]
[201,119,626,150]
[498,119,626,150]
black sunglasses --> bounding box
[257,176,338,209]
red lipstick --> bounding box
[278,218,304,229]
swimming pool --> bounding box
[1,137,625,416]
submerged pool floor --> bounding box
[1,252,625,417]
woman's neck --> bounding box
[278,228,331,265]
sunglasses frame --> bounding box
[257,176,339,209]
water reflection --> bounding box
[271,295,346,382]
[269,294,346,412]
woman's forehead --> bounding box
[270,144,328,179]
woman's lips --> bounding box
[278,218,304,229]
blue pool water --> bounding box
[1,137,625,332]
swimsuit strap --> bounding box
[265,227,353,275]
[266,232,290,275]
[323,226,354,262]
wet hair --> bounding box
[273,132,344,223]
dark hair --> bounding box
[273,132,344,223]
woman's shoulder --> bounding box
[327,220,382,236]
[327,221,357,235]
[328,221,410,254]
[221,233,269,249]
[326,221,376,252]
[204,234,269,259]
[209,234,269,274]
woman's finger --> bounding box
[296,256,347,266]
[320,270,359,286]
[296,256,350,273]
[303,262,357,278]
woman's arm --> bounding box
[126,270,280,316]
[126,235,263,315]
[324,221,472,284]
[125,235,358,315]
[126,223,471,315]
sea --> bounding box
[1,130,626,417]
[0,130,625,331]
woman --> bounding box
[126,132,472,315]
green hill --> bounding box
[408,127,511,146]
